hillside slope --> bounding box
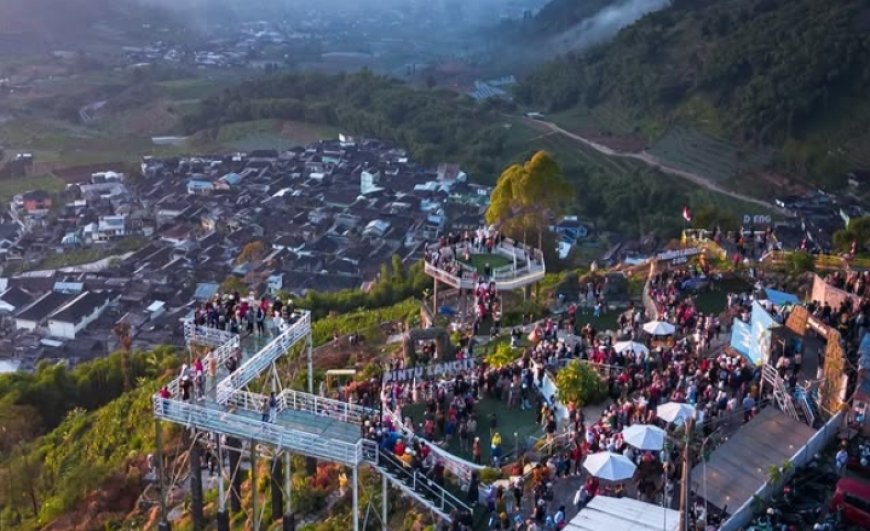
[0,0,177,54]
[516,0,870,188]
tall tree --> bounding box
[485,151,572,248]
[112,322,133,391]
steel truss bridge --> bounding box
[152,311,474,531]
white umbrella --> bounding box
[643,320,676,336]
[614,341,649,356]
[656,402,696,424]
[583,451,637,482]
[622,424,666,451]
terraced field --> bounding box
[550,102,641,136]
[647,127,740,182]
[503,119,644,182]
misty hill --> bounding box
[516,0,870,188]
[0,0,177,53]
[494,0,671,62]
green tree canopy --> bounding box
[554,360,607,407]
[833,216,870,254]
[484,343,523,369]
[485,151,572,248]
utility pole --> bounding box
[678,418,693,531]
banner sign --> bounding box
[750,301,779,365]
[656,248,700,262]
[743,214,772,225]
[812,274,861,312]
[383,358,477,383]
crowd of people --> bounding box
[159,253,848,531]
[191,290,301,338]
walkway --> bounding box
[158,315,471,522]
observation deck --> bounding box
[154,311,472,523]
[424,238,546,291]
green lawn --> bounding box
[693,277,751,315]
[403,397,539,464]
[458,253,513,274]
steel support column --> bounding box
[189,432,204,529]
[217,436,229,531]
[227,436,242,513]
[381,472,388,531]
[251,440,259,531]
[352,465,359,531]
[270,456,283,522]
[155,419,171,531]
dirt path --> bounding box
[523,118,776,210]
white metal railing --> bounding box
[152,396,361,465]
[359,438,379,463]
[762,364,800,422]
[185,322,238,348]
[225,389,284,415]
[424,261,546,290]
[280,389,377,425]
[383,405,484,483]
[794,385,815,426]
[215,312,311,404]
[369,444,471,521]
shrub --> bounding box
[554,360,607,407]
[484,343,523,369]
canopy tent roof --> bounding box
[690,407,816,512]
[763,288,800,307]
[566,495,679,531]
[643,320,676,336]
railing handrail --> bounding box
[215,312,311,403]
[423,261,546,290]
[153,396,360,465]
[373,444,472,515]
[382,405,484,482]
[279,389,378,425]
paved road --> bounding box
[523,117,777,211]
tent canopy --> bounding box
[567,495,679,531]
[764,288,800,307]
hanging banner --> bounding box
[382,358,477,383]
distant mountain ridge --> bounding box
[516,0,870,188]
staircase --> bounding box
[762,364,800,422]
[794,384,817,427]
[361,440,472,522]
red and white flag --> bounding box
[682,206,692,223]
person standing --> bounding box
[260,396,270,423]
[491,432,503,467]
[836,442,849,476]
[472,436,482,465]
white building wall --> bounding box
[48,320,77,340]
[14,318,38,331]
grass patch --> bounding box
[457,253,513,274]
[156,76,238,101]
[21,236,147,272]
[0,173,65,204]
[311,299,420,346]
[693,277,751,315]
[402,397,539,464]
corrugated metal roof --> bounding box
[690,407,816,512]
[567,495,679,531]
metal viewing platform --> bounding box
[424,239,546,292]
[153,310,470,531]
